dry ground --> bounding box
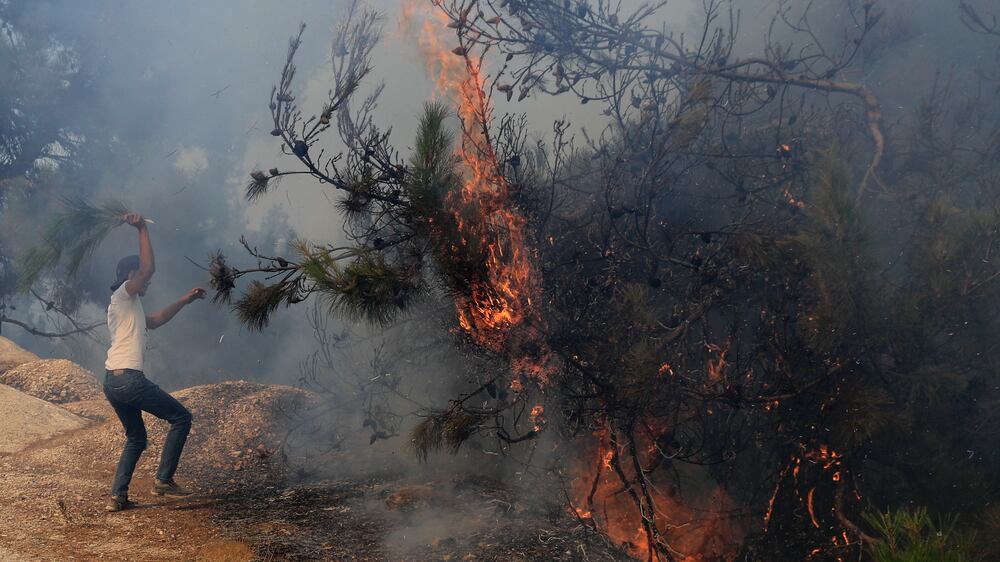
[0,345,631,561]
[0,383,309,562]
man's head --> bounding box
[111,255,150,295]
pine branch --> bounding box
[0,315,105,338]
[17,198,146,292]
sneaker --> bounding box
[105,496,136,512]
[151,479,193,498]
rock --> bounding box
[0,359,101,404]
[0,384,88,454]
[139,381,320,479]
[0,337,40,375]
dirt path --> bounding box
[0,382,630,562]
[0,418,236,561]
[0,339,632,561]
[0,419,631,561]
[205,474,634,562]
[0,381,307,562]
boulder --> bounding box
[0,336,40,375]
[0,384,88,454]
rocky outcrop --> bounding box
[0,337,40,375]
[0,384,88,454]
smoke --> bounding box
[4,0,550,487]
[4,0,999,557]
[4,0,669,394]
[4,0,353,386]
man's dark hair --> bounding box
[111,255,140,292]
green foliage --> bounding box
[906,196,1000,305]
[406,102,459,220]
[233,280,298,331]
[610,284,663,390]
[826,382,895,448]
[17,198,135,292]
[230,103,465,331]
[404,102,489,299]
[298,243,421,326]
[863,507,981,562]
[729,228,780,270]
[786,150,878,354]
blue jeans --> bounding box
[103,369,192,498]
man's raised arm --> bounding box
[123,213,154,296]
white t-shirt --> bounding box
[105,283,147,371]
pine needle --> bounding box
[246,170,282,201]
[409,408,485,461]
[233,280,298,331]
[208,251,237,303]
[406,102,458,218]
[298,244,422,326]
[17,198,143,292]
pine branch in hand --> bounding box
[17,198,149,291]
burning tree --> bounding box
[217,1,1000,560]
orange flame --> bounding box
[807,486,820,528]
[403,0,555,386]
[529,404,545,431]
[706,341,730,382]
[406,6,742,559]
[569,427,743,560]
[764,459,794,531]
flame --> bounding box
[406,5,743,559]
[807,487,820,528]
[763,459,794,531]
[569,427,742,560]
[803,444,842,470]
[706,341,729,382]
[782,185,807,209]
[529,404,545,431]
[403,0,555,385]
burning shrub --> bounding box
[217,1,1000,560]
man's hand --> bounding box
[183,287,207,304]
[123,212,147,230]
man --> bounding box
[103,212,206,512]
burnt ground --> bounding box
[207,474,632,561]
[0,382,632,562]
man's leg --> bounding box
[132,377,192,484]
[106,396,147,498]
